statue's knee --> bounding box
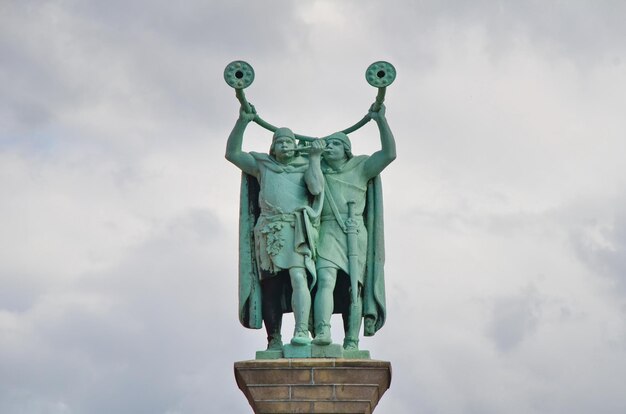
[289,269,307,289]
[318,277,335,291]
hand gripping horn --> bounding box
[223,60,255,113]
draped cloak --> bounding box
[238,152,322,329]
[316,155,387,336]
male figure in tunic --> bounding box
[226,107,324,349]
[312,104,396,350]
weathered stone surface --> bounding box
[290,358,336,368]
[237,367,312,386]
[255,401,313,413]
[335,384,379,402]
[248,386,291,401]
[311,400,372,414]
[291,385,334,400]
[313,367,389,388]
[334,359,390,368]
[235,359,391,414]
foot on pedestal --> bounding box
[312,322,332,346]
[290,328,311,346]
[267,335,283,351]
[343,337,359,350]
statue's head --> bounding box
[270,127,297,159]
[323,132,352,161]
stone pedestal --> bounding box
[234,359,391,414]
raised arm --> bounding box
[304,139,325,196]
[225,106,259,176]
[363,104,397,179]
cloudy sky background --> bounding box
[2,1,626,413]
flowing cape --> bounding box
[363,175,386,336]
[238,171,263,329]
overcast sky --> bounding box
[2,1,626,413]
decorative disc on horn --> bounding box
[365,61,396,88]
[224,61,255,89]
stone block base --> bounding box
[234,359,391,413]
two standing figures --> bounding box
[225,61,396,353]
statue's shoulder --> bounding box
[250,151,271,162]
[343,155,369,171]
[249,152,275,171]
[352,155,369,164]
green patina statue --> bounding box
[224,61,396,357]
[312,105,395,350]
[226,110,325,349]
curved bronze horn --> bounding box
[224,60,255,113]
[224,60,255,89]
[341,61,397,135]
[365,61,396,112]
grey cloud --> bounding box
[0,30,68,136]
[66,0,307,128]
[486,285,543,352]
[1,1,306,148]
[0,208,251,413]
[0,271,44,313]
[70,0,301,55]
[366,0,626,66]
[568,194,626,294]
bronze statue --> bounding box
[224,61,396,357]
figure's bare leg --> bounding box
[261,276,284,350]
[343,289,362,350]
[312,267,337,345]
[289,267,311,345]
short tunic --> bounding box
[317,156,370,284]
[250,152,317,277]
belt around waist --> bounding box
[258,212,296,222]
[321,214,363,222]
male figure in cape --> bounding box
[312,104,396,350]
[226,105,325,350]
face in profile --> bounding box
[323,138,347,162]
